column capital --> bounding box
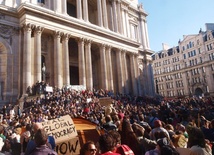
[76,37,86,43]
[100,43,107,48]
[62,33,70,40]
[23,23,34,32]
[34,26,44,31]
[34,26,44,35]
[85,39,92,45]
[117,48,123,52]
[106,44,112,50]
[121,50,127,54]
[116,0,121,4]
[53,31,62,38]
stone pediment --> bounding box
[181,34,197,42]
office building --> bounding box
[152,23,214,98]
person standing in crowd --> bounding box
[98,134,120,155]
[145,137,179,155]
[25,122,55,155]
[108,130,134,155]
[29,129,57,155]
[80,141,97,155]
[102,115,117,131]
[120,117,142,155]
[20,124,32,153]
[150,120,170,140]
[187,126,212,155]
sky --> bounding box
[139,0,214,52]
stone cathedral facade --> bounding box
[0,0,154,103]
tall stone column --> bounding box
[130,54,138,95]
[102,0,108,29]
[77,38,86,86]
[125,9,130,37]
[83,0,89,22]
[62,0,67,14]
[112,0,118,32]
[122,51,129,94]
[97,0,103,27]
[85,39,93,90]
[116,49,124,94]
[144,21,150,49]
[54,0,61,13]
[140,18,147,49]
[135,55,142,95]
[106,46,114,91]
[34,26,43,83]
[62,33,70,86]
[76,0,82,20]
[54,31,63,88]
[30,0,37,4]
[23,24,32,93]
[13,0,17,7]
[116,0,122,33]
[100,44,108,89]
[121,8,126,36]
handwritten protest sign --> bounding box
[99,97,112,106]
[55,137,80,155]
[41,115,78,144]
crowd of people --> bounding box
[0,81,213,155]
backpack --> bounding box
[116,144,135,155]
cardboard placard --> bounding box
[55,137,81,155]
[41,115,78,143]
[99,97,112,106]
[45,86,53,92]
[176,147,191,155]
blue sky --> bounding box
[139,0,214,52]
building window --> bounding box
[211,64,214,71]
[202,67,205,73]
[38,0,45,3]
[198,48,201,54]
[193,50,196,56]
[183,46,185,51]
[197,39,200,45]
[208,34,211,40]
[130,24,138,40]
[183,54,186,59]
[200,57,203,63]
[207,44,210,51]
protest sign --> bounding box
[176,148,191,155]
[41,115,78,144]
[55,137,80,155]
[99,97,112,106]
[45,86,53,92]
